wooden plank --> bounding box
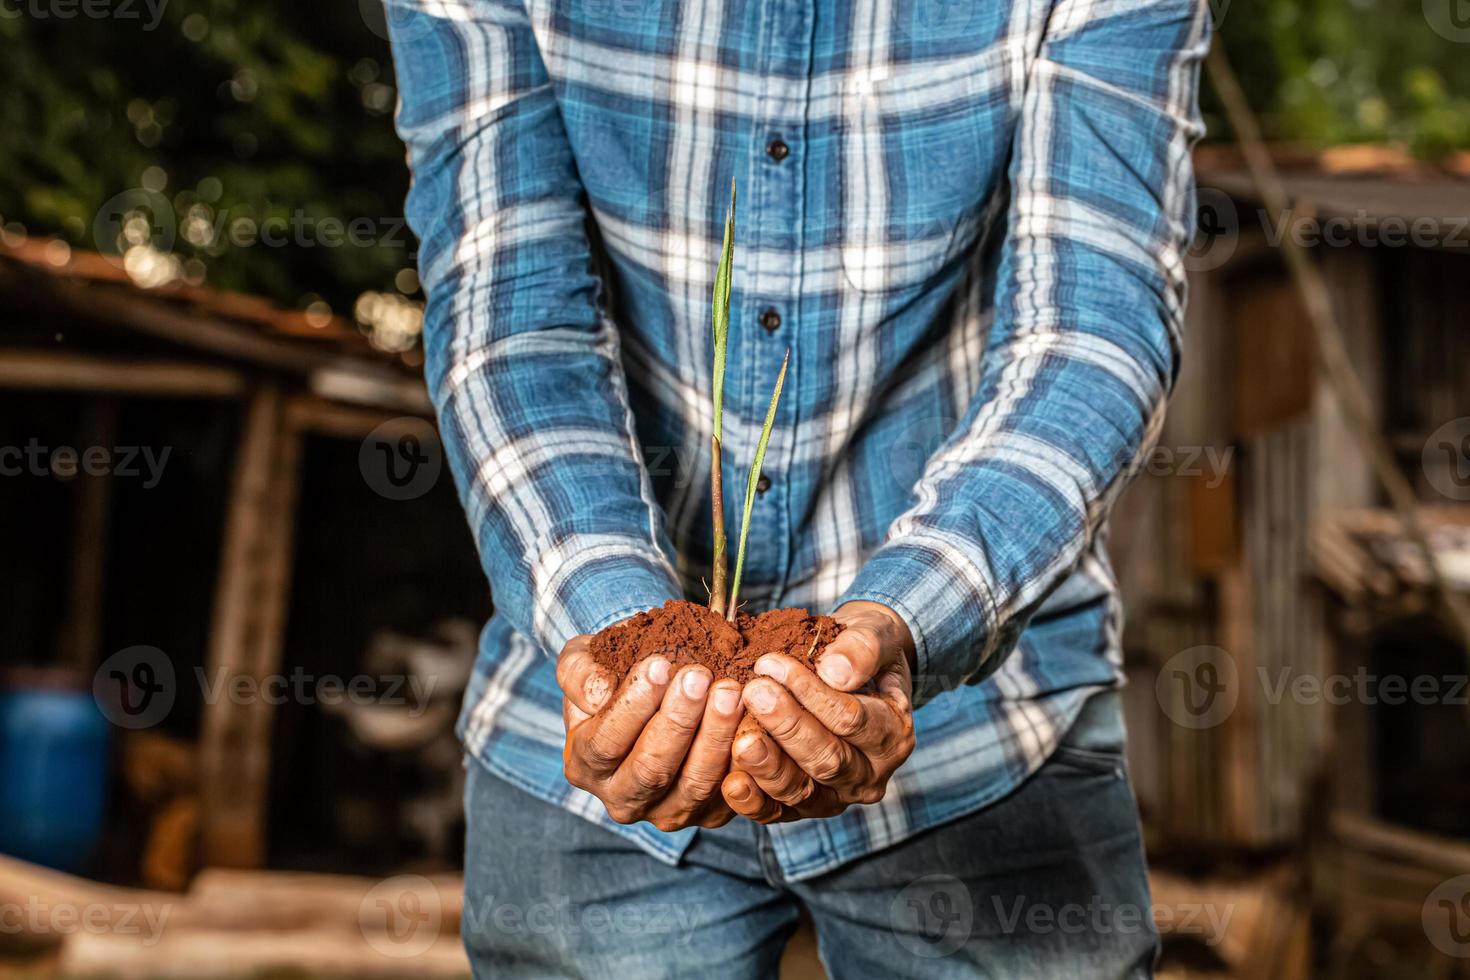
[1314,249,1381,514]
[0,853,177,920]
[285,395,436,440]
[1332,811,1470,874]
[1188,466,1238,574]
[60,399,117,672]
[308,365,433,416]
[0,261,412,398]
[1231,274,1315,436]
[0,351,246,398]
[185,869,464,930]
[0,853,470,977]
[198,384,302,868]
[60,928,471,978]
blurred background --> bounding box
[1,1,1468,977]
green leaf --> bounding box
[711,179,734,443]
[709,179,735,612]
[728,348,789,619]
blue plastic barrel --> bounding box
[0,675,111,874]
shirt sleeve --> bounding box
[388,0,682,657]
[839,0,1210,701]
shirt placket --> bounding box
[748,0,824,880]
[739,0,813,612]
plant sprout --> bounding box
[727,347,788,621]
[706,180,790,621]
[709,180,734,616]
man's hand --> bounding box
[721,601,917,823]
[557,635,744,831]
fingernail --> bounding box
[712,686,740,715]
[746,682,778,714]
[737,735,768,765]
[583,674,611,708]
[681,669,710,699]
[647,658,671,686]
[753,655,786,683]
[817,654,853,688]
[727,778,751,802]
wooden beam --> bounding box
[0,351,246,398]
[308,365,433,416]
[198,384,302,868]
[0,261,413,398]
[60,399,117,673]
[0,853,470,976]
[285,395,437,440]
[61,928,471,978]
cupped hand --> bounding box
[721,600,917,823]
[557,634,744,831]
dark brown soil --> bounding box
[589,599,843,684]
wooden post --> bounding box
[61,398,118,673]
[198,383,303,868]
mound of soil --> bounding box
[589,599,843,685]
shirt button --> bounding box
[759,308,782,333]
[765,138,789,162]
[756,475,772,495]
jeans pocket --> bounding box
[1048,743,1128,778]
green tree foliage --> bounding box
[1210,0,1470,157]
[0,0,1466,317]
[0,0,413,315]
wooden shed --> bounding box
[0,238,487,883]
[1111,148,1470,973]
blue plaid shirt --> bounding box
[389,0,1207,879]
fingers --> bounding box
[673,680,744,802]
[556,636,618,716]
[639,678,744,831]
[754,655,869,739]
[721,772,846,824]
[721,770,787,823]
[563,694,590,734]
[743,675,868,787]
[821,601,916,693]
[873,655,914,714]
[814,623,883,692]
[731,718,813,806]
[569,655,671,779]
[607,666,712,806]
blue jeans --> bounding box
[462,692,1156,979]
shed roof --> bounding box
[0,235,430,414]
[1195,144,1470,227]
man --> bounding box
[389,0,1207,974]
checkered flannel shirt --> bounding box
[388,0,1208,879]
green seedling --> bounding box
[705,180,790,621]
[727,347,788,621]
[709,180,734,616]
